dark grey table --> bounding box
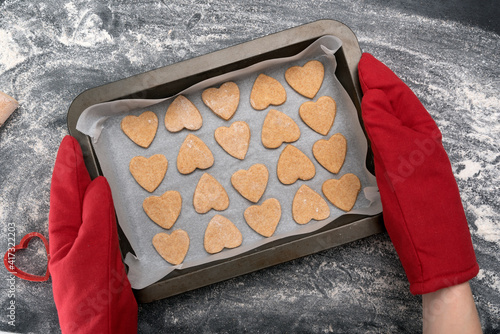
[0,1,498,333]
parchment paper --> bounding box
[76,35,382,290]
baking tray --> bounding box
[67,19,384,303]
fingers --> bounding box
[358,53,441,137]
[362,88,405,152]
[49,136,91,261]
[58,177,119,279]
[362,89,433,183]
[77,176,119,256]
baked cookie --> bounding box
[277,145,315,185]
[244,198,281,237]
[202,82,240,120]
[285,60,324,99]
[231,163,269,203]
[177,134,214,174]
[204,215,243,254]
[261,109,300,149]
[292,185,330,225]
[121,111,158,148]
[299,96,336,135]
[193,173,230,214]
[322,173,361,212]
[143,190,182,229]
[313,133,347,174]
[129,154,168,192]
[250,74,286,110]
[214,121,251,160]
[152,230,190,265]
[165,95,203,132]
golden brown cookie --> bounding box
[299,96,337,135]
[177,134,214,174]
[244,198,281,237]
[165,95,203,132]
[152,230,190,265]
[292,185,330,225]
[261,109,301,149]
[121,111,158,148]
[214,121,251,160]
[193,173,230,214]
[231,163,269,203]
[276,145,315,185]
[204,215,243,254]
[202,82,240,120]
[129,154,168,192]
[285,60,325,99]
[322,173,361,212]
[250,74,286,110]
[313,133,347,174]
[143,191,182,229]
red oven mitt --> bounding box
[49,136,138,333]
[358,53,479,295]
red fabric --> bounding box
[49,136,138,333]
[358,53,479,295]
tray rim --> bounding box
[67,19,383,303]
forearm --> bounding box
[422,281,482,334]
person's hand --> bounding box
[357,53,479,295]
[49,136,138,333]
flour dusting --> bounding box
[0,29,26,70]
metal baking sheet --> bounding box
[67,20,384,303]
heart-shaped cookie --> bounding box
[202,82,240,120]
[214,121,251,160]
[177,134,214,174]
[250,74,286,110]
[231,163,269,203]
[204,215,243,254]
[299,96,337,135]
[152,230,190,265]
[244,198,281,237]
[322,173,361,212]
[292,185,330,225]
[129,154,168,192]
[3,232,50,282]
[313,133,347,174]
[285,60,325,99]
[121,111,158,148]
[261,109,301,149]
[277,145,316,185]
[143,191,182,229]
[193,173,229,214]
[165,95,203,132]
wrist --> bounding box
[422,281,482,334]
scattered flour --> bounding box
[0,29,26,70]
[456,159,482,179]
[472,205,500,244]
[58,3,113,47]
[477,269,500,293]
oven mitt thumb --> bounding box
[49,136,138,333]
[358,53,479,295]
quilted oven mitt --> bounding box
[358,53,479,295]
[49,136,138,333]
